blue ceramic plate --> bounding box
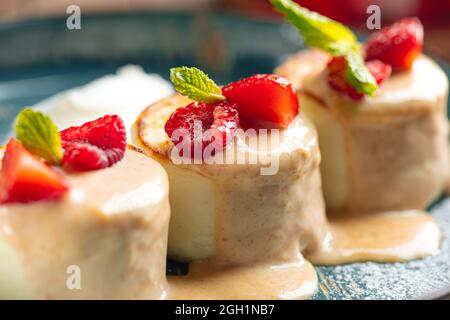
[0,12,449,300]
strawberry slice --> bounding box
[164,101,239,158]
[60,115,126,171]
[222,74,299,129]
[364,17,423,71]
[0,139,69,204]
[327,56,392,100]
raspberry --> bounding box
[62,142,109,171]
[365,17,423,70]
[327,56,391,101]
[164,101,239,158]
[327,55,347,74]
[366,60,392,85]
[60,115,126,171]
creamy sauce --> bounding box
[179,116,327,261]
[307,210,441,265]
[161,51,446,299]
[1,50,447,299]
[136,99,328,299]
[136,75,445,299]
[166,208,440,299]
[0,149,170,299]
[167,211,440,300]
[166,115,326,299]
[168,258,317,300]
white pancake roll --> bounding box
[0,148,170,299]
[134,95,328,264]
[277,50,450,214]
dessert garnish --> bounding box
[60,115,126,171]
[327,56,392,100]
[164,100,239,157]
[0,109,127,203]
[0,139,68,204]
[364,18,424,71]
[166,67,299,157]
[0,108,68,203]
[170,66,226,103]
[222,74,299,128]
[167,67,239,158]
[271,0,422,100]
[271,0,378,99]
[16,108,63,165]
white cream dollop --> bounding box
[33,65,173,140]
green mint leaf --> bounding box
[345,51,378,96]
[170,67,225,103]
[271,0,358,55]
[271,0,379,96]
[15,108,63,165]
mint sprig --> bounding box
[271,0,378,96]
[345,51,377,95]
[271,0,357,55]
[170,67,225,103]
[15,108,63,165]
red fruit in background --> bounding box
[294,0,353,25]
[164,101,239,158]
[60,115,126,171]
[365,17,423,71]
[366,60,392,85]
[327,56,391,101]
[419,0,450,23]
[327,55,347,74]
[0,139,68,204]
[327,56,363,100]
[222,74,299,129]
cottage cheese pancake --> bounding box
[277,50,449,213]
[135,92,326,299]
[0,149,170,299]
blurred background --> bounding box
[0,0,449,134]
[0,0,450,137]
[0,0,449,60]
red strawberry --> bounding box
[60,115,126,171]
[222,74,299,129]
[365,17,423,71]
[327,56,391,100]
[164,101,239,158]
[0,139,69,204]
